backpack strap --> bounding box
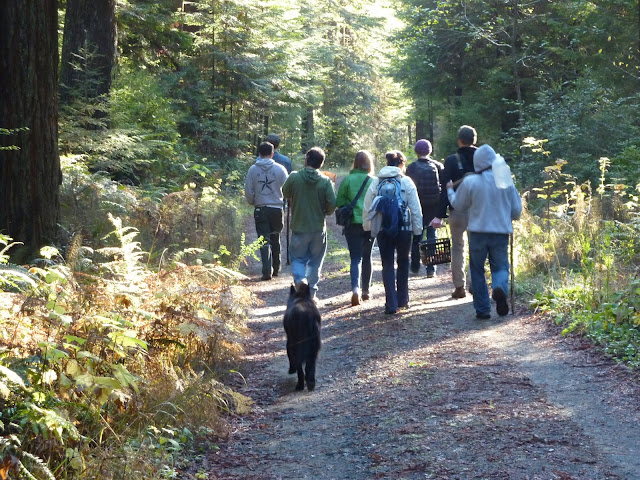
[455,153,463,171]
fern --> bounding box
[98,214,148,291]
[0,435,56,480]
[0,264,40,292]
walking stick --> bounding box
[286,200,291,265]
[510,232,515,314]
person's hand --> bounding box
[446,180,454,190]
[429,217,443,228]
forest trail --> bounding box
[203,215,640,480]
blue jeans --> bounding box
[377,231,412,312]
[344,224,374,293]
[468,232,510,315]
[411,225,437,275]
[289,231,327,298]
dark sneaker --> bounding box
[451,287,466,298]
[426,269,436,278]
[272,270,279,277]
[398,304,409,311]
[261,275,272,281]
[361,292,369,301]
[492,287,509,316]
[385,308,397,315]
[476,312,491,320]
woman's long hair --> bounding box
[353,150,374,174]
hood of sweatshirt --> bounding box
[377,166,403,178]
[255,156,277,171]
[473,144,497,172]
[298,166,325,183]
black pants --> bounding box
[254,206,284,278]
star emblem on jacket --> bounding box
[259,174,274,192]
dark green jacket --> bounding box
[283,167,336,233]
[336,169,373,225]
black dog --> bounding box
[283,281,321,391]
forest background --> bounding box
[1,0,640,478]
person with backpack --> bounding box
[245,141,289,280]
[446,144,522,319]
[406,139,443,278]
[430,125,478,299]
[283,147,337,302]
[336,150,375,306]
[363,150,423,315]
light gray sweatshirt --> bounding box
[244,157,288,208]
[447,145,522,234]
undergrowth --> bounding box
[516,154,640,368]
[0,216,261,479]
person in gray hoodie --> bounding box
[446,144,522,319]
[245,141,289,280]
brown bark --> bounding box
[301,106,315,153]
[0,1,61,260]
[60,0,117,105]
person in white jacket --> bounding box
[363,151,423,314]
[446,144,522,319]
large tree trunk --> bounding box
[0,1,61,260]
[60,0,117,106]
[301,106,315,153]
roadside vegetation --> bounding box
[2,0,640,478]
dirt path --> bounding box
[204,217,640,480]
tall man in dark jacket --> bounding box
[430,125,478,298]
[266,133,292,174]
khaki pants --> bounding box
[449,209,470,289]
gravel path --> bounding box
[203,216,640,480]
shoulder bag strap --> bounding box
[349,176,370,207]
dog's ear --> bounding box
[289,285,296,295]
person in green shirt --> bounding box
[282,147,337,300]
[336,150,375,306]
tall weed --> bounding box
[519,157,640,367]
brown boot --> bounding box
[451,287,466,299]
[351,292,360,306]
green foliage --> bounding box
[520,156,640,367]
[0,218,255,478]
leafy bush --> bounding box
[519,156,640,367]
[0,222,256,479]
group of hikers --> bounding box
[244,126,522,319]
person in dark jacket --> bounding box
[430,125,478,299]
[406,139,444,277]
[266,133,292,174]
[336,150,375,306]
